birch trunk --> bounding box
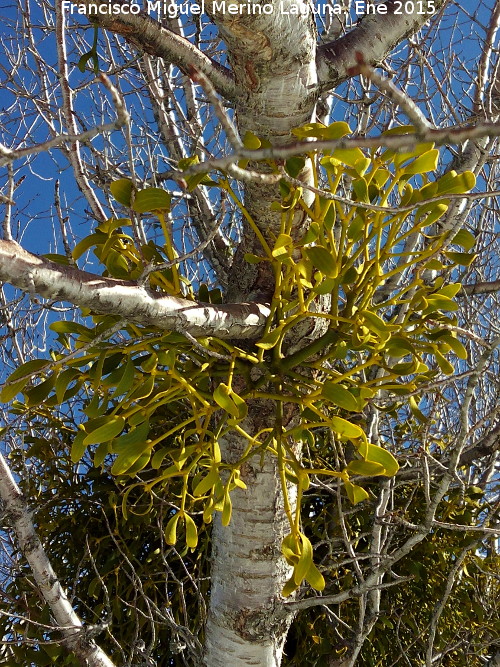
[204,411,295,666]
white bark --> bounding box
[204,414,295,667]
[0,240,269,339]
[317,0,448,92]
[0,453,115,667]
[207,0,318,141]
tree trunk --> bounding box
[204,410,296,666]
[202,4,318,661]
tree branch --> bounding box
[170,121,500,177]
[0,74,129,167]
[317,0,448,94]
[0,453,115,667]
[461,280,500,296]
[0,240,269,339]
[72,0,238,102]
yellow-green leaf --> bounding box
[294,533,314,585]
[330,147,366,168]
[305,562,325,591]
[416,202,448,226]
[222,491,232,527]
[435,350,454,375]
[1,379,29,403]
[193,467,219,497]
[256,325,284,350]
[358,442,399,477]
[352,177,369,203]
[329,416,363,439]
[436,283,461,298]
[132,188,171,213]
[214,384,238,417]
[321,383,359,411]
[124,452,150,476]
[126,375,155,402]
[151,447,169,469]
[71,430,87,463]
[385,337,416,358]
[391,141,434,166]
[272,233,293,259]
[184,514,198,549]
[451,228,476,251]
[229,390,248,420]
[436,170,475,195]
[111,358,136,398]
[110,421,151,475]
[344,480,369,504]
[443,335,467,360]
[361,310,394,341]
[110,178,133,206]
[281,533,299,565]
[242,131,261,149]
[112,421,150,453]
[346,460,386,476]
[282,575,300,598]
[443,251,477,266]
[25,375,56,406]
[164,513,181,545]
[323,121,351,139]
[94,442,110,468]
[55,368,80,403]
[409,396,427,423]
[83,416,125,445]
[4,359,48,384]
[423,294,458,313]
[403,149,439,175]
[304,246,336,278]
[244,253,266,264]
[292,121,350,140]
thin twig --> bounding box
[189,67,242,150]
[2,165,14,241]
[354,56,434,134]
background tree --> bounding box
[0,1,499,666]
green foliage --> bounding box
[1,123,478,594]
[2,122,494,666]
[77,23,100,74]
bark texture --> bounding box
[204,410,295,666]
[0,240,269,339]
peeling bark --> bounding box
[0,240,269,339]
[204,408,296,667]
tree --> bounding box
[0,1,499,665]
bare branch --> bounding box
[0,75,129,167]
[317,0,448,94]
[56,2,107,222]
[71,0,238,101]
[173,120,500,177]
[0,453,115,667]
[0,240,269,339]
[354,60,433,134]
